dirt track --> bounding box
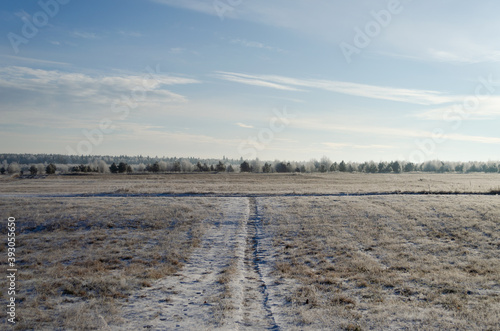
[115,197,284,330]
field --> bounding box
[1,173,499,330]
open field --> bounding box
[1,173,499,330]
[263,195,500,329]
[1,172,500,196]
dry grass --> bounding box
[1,172,500,195]
[1,173,499,329]
[0,197,215,330]
[263,195,500,330]
[212,258,240,326]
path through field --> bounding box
[115,197,284,330]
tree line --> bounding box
[1,156,500,175]
[0,153,240,168]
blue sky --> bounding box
[1,0,500,162]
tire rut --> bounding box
[115,198,248,330]
[114,197,281,330]
[238,197,279,330]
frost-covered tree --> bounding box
[262,162,272,173]
[180,160,193,172]
[58,164,69,174]
[320,156,331,173]
[7,163,20,174]
[304,160,316,173]
[365,161,377,173]
[36,163,45,174]
[250,159,262,173]
[98,160,109,173]
[172,161,181,172]
[158,161,168,172]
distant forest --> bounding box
[0,153,499,175]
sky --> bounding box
[1,0,500,162]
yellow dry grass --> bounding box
[0,197,215,330]
[264,195,500,330]
[1,172,499,195]
[1,173,499,330]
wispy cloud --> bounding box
[414,97,500,120]
[235,122,254,129]
[118,30,143,38]
[147,0,349,37]
[231,39,284,52]
[149,0,216,17]
[0,66,201,126]
[0,66,199,93]
[115,123,238,147]
[0,55,71,67]
[323,142,395,150]
[427,48,500,64]
[72,31,101,40]
[214,71,303,92]
[169,47,185,54]
[294,119,500,145]
[215,71,455,105]
[150,0,500,67]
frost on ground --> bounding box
[0,197,213,330]
[263,195,500,330]
[1,174,499,330]
[114,197,284,330]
